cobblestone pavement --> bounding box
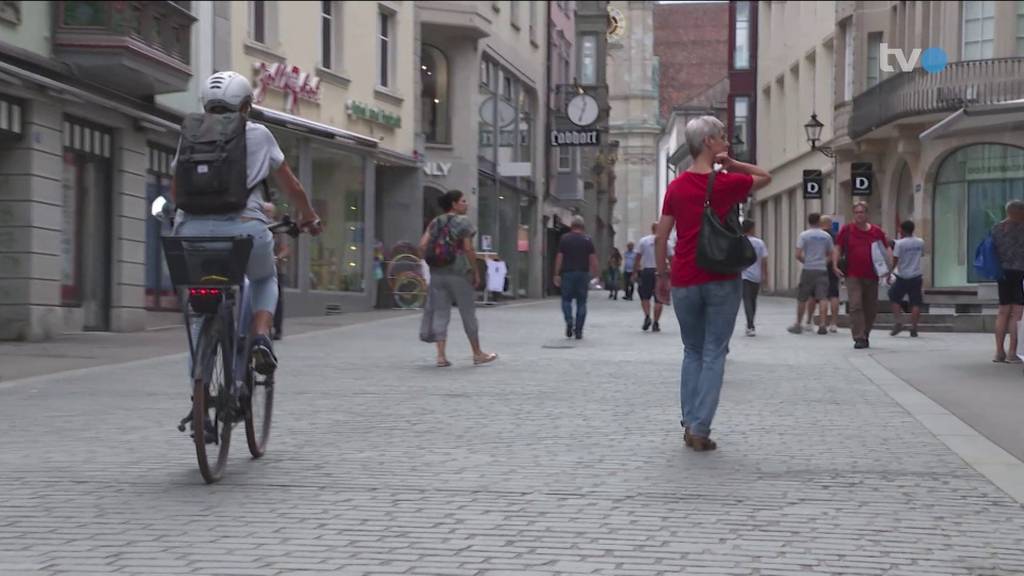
[2,296,1024,576]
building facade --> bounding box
[727,0,758,166]
[835,0,1024,299]
[753,0,837,294]
[0,0,420,340]
[416,0,547,299]
[607,0,660,248]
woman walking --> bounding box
[992,200,1024,363]
[607,248,623,300]
[654,116,771,451]
[419,190,498,368]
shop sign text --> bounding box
[550,129,600,147]
[346,100,402,129]
[422,161,452,177]
[253,61,322,114]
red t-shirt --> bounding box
[662,170,754,287]
[836,223,889,279]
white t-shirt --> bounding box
[486,259,508,292]
[796,228,834,271]
[893,236,925,279]
[174,121,286,223]
[637,235,657,269]
[742,236,768,283]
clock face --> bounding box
[567,94,599,127]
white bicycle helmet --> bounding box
[201,71,253,112]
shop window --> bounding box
[933,144,1024,286]
[62,118,113,330]
[145,144,176,311]
[378,8,394,88]
[421,45,450,144]
[310,145,366,293]
[866,32,881,88]
[321,1,341,70]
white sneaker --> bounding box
[828,324,838,333]
[745,328,756,337]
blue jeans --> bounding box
[671,278,742,437]
[561,271,590,332]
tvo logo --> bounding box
[880,44,948,74]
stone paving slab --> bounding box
[0,296,1023,575]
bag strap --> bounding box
[704,169,719,208]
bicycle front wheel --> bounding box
[243,348,274,458]
[192,316,233,483]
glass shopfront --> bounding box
[310,144,366,292]
[933,143,1024,286]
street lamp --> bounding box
[804,113,835,158]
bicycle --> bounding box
[152,197,304,483]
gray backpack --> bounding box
[174,112,250,215]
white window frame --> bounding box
[378,7,395,89]
[580,34,597,85]
[558,145,572,172]
[962,0,995,60]
[1017,1,1024,56]
[321,1,339,70]
[734,1,751,70]
[866,32,882,88]
[843,20,854,100]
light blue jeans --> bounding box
[672,278,742,438]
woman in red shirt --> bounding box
[654,116,771,452]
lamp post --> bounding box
[805,112,838,217]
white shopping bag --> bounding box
[1018,319,1024,363]
[871,240,890,278]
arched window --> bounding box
[933,143,1024,286]
[420,45,449,144]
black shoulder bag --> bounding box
[696,170,757,275]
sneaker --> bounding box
[854,339,869,349]
[828,324,838,333]
[566,324,574,338]
[745,327,756,337]
[817,325,828,335]
[574,330,583,340]
[652,322,661,333]
[890,323,904,336]
[910,328,918,338]
[642,316,652,331]
[787,324,803,335]
[251,334,278,376]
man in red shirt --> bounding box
[833,202,892,349]
[654,115,771,452]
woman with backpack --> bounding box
[418,190,498,368]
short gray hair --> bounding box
[685,115,726,159]
[570,215,586,229]
[1006,199,1024,215]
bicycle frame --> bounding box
[183,277,253,391]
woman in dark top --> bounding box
[418,190,498,368]
[992,199,1024,363]
[607,248,623,300]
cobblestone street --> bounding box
[2,296,1024,576]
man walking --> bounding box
[833,202,891,349]
[820,215,840,333]
[888,220,925,337]
[553,216,598,340]
[741,219,769,336]
[789,213,834,335]
[634,223,664,332]
[622,241,637,300]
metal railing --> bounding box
[55,1,195,67]
[848,58,1024,139]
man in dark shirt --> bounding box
[553,216,599,339]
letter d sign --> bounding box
[851,162,873,196]
[803,170,823,199]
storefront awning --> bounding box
[920,99,1024,142]
[251,105,379,150]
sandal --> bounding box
[436,359,452,368]
[473,353,498,366]
[993,353,1008,363]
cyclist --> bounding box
[171,71,322,376]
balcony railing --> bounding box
[54,1,195,96]
[848,57,1024,140]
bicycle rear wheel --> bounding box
[192,316,233,483]
[243,348,274,458]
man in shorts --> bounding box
[634,223,665,332]
[789,213,833,335]
[888,220,925,337]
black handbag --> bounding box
[696,170,757,275]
